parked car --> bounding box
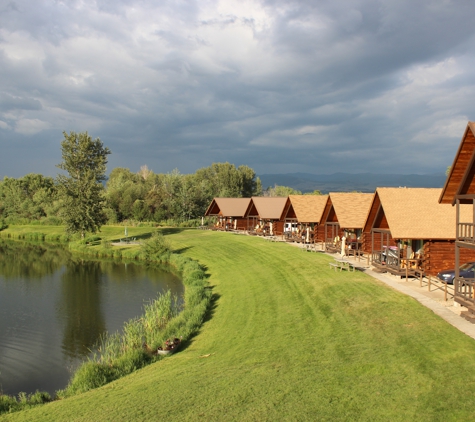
[437,262,475,284]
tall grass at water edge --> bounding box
[0,228,212,412]
[56,249,211,398]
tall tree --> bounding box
[56,131,111,238]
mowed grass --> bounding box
[3,228,475,421]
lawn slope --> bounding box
[3,229,475,421]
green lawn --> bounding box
[2,228,475,421]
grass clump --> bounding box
[0,391,51,414]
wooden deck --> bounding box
[371,251,425,279]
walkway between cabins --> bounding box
[288,241,475,340]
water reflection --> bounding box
[0,240,68,280]
[0,240,183,396]
[59,260,106,358]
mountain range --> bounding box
[258,172,447,194]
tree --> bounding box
[194,162,261,199]
[56,131,111,238]
[0,174,57,220]
[264,184,302,197]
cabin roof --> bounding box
[204,197,251,217]
[246,197,287,219]
[376,187,472,239]
[328,192,373,229]
[439,121,475,204]
[282,195,329,223]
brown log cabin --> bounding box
[244,197,287,235]
[316,192,373,254]
[363,187,473,278]
[439,121,475,321]
[204,198,251,230]
[280,195,328,243]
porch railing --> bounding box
[457,222,475,243]
[372,252,383,265]
[372,251,400,268]
[325,239,340,252]
[455,277,475,307]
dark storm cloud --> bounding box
[1,0,475,178]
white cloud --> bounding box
[404,58,462,87]
[15,119,51,135]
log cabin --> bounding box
[439,121,475,321]
[244,197,287,235]
[316,192,373,254]
[363,187,473,278]
[204,197,251,230]
[280,195,329,243]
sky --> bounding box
[1,0,475,179]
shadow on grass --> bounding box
[173,246,194,254]
[203,290,220,324]
[160,228,188,236]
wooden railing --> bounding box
[454,276,475,307]
[372,251,400,268]
[457,222,475,243]
[372,252,383,265]
[325,239,340,252]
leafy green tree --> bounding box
[195,162,261,198]
[56,131,111,238]
[304,190,322,195]
[105,168,143,221]
[265,185,302,197]
[0,174,57,221]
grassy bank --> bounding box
[3,229,475,420]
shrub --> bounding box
[141,232,172,262]
[0,394,19,413]
[39,216,63,226]
[0,219,8,231]
[0,390,51,415]
[101,239,112,249]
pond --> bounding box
[0,239,184,396]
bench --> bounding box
[329,262,340,271]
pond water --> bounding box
[0,239,183,396]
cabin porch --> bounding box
[455,194,475,320]
[370,229,425,278]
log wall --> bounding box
[424,240,475,276]
[362,230,396,254]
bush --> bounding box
[0,219,8,231]
[141,232,172,262]
[0,390,51,415]
[101,238,112,249]
[39,216,63,226]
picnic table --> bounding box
[329,258,356,272]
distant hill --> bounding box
[258,172,447,194]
